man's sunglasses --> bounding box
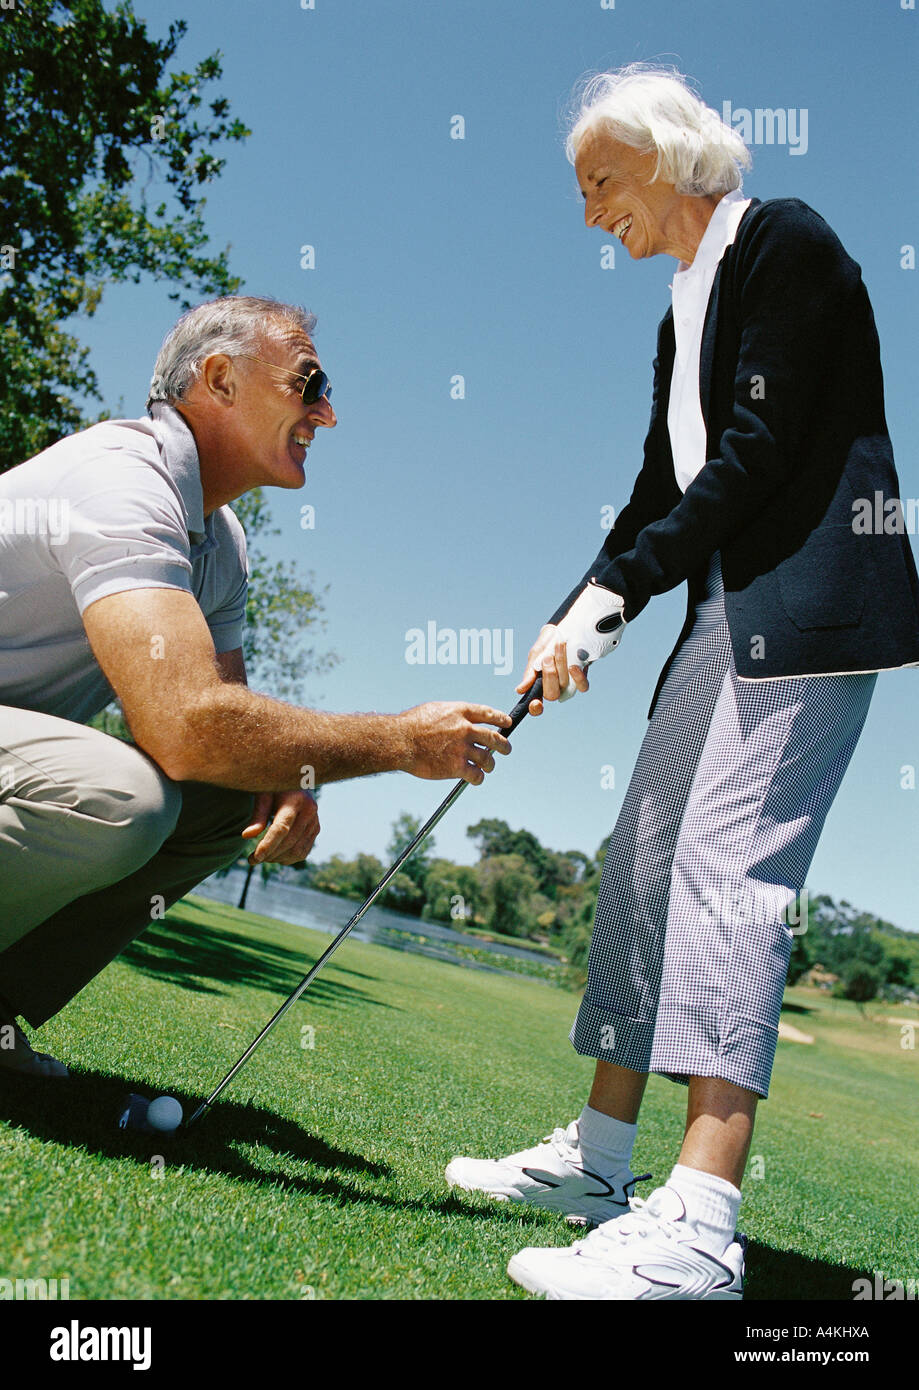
[238,353,332,405]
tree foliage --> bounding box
[1,0,249,469]
[785,927,813,987]
[308,822,919,999]
[467,816,560,893]
[469,853,540,939]
[313,853,385,904]
[421,859,479,925]
[230,489,338,703]
[836,960,883,1005]
[386,812,433,888]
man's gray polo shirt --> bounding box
[0,403,248,723]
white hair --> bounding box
[147,295,318,407]
[566,63,752,196]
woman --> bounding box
[446,64,919,1300]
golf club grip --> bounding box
[505,673,543,732]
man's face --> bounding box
[231,330,337,490]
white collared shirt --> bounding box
[667,188,751,493]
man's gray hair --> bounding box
[566,63,752,196]
[147,295,318,408]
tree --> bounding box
[466,816,557,892]
[230,489,338,704]
[351,852,387,900]
[559,850,592,884]
[785,929,814,987]
[466,817,516,860]
[4,6,337,735]
[313,852,385,903]
[385,813,434,891]
[380,871,425,917]
[883,953,913,989]
[836,959,882,1005]
[476,853,539,938]
[236,856,277,913]
[422,859,479,925]
[370,813,430,916]
[560,889,598,987]
[1,0,249,470]
[559,833,608,984]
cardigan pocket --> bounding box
[776,523,865,630]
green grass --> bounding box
[1,897,916,1300]
[373,924,563,983]
[448,922,565,957]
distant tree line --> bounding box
[229,817,919,1001]
[307,814,610,981]
[787,893,919,1004]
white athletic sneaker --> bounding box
[507,1184,744,1300]
[0,1015,69,1079]
[446,1120,648,1226]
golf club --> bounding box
[183,673,546,1129]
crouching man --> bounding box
[0,296,511,1076]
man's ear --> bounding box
[201,352,236,406]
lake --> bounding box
[196,867,561,982]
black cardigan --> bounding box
[549,197,919,717]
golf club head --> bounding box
[117,1092,152,1133]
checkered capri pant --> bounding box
[570,551,876,1098]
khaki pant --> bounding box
[0,706,254,1026]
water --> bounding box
[196,868,560,979]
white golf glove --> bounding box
[536,579,626,701]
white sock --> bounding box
[665,1163,741,1255]
[576,1104,637,1176]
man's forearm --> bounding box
[160,683,412,789]
[84,590,511,790]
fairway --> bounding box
[1,895,916,1301]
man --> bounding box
[0,295,512,1077]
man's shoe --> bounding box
[446,1120,648,1226]
[507,1185,744,1300]
[0,1012,69,1079]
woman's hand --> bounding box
[516,624,590,716]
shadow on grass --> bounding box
[0,1071,884,1276]
[119,904,388,1013]
[0,1067,547,1230]
[744,1239,876,1300]
[781,1001,816,1016]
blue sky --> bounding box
[76,0,919,929]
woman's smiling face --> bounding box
[575,127,681,260]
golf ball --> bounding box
[145,1095,183,1133]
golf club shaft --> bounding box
[185,675,544,1127]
